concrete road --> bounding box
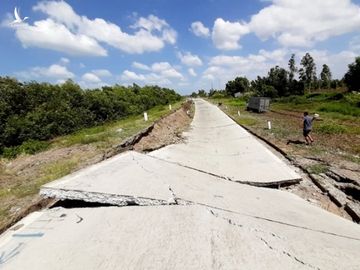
[0,99,359,270]
[150,99,301,185]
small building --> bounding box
[247,97,270,113]
[234,92,242,98]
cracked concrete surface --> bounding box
[1,205,359,270]
[150,99,301,185]
[1,98,360,269]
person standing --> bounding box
[303,112,315,145]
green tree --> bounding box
[225,77,249,97]
[267,66,289,97]
[299,53,317,91]
[288,54,298,82]
[344,57,360,92]
[197,89,207,97]
[320,64,332,89]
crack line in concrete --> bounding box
[168,186,178,205]
[208,208,320,269]
[196,201,360,241]
[41,185,359,241]
[148,155,301,188]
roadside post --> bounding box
[144,112,148,121]
[267,120,272,130]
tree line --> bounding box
[191,54,360,98]
[0,78,181,154]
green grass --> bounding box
[235,117,258,126]
[274,92,360,118]
[1,158,80,199]
[306,163,329,174]
[317,122,347,134]
[51,101,183,148]
[2,140,50,159]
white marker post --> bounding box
[144,112,148,121]
[238,110,241,116]
[267,120,272,130]
[169,104,172,110]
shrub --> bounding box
[317,123,347,134]
[18,140,50,155]
[2,140,49,159]
[319,103,360,117]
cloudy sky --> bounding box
[1,0,360,94]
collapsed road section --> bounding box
[1,99,359,270]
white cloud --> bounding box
[188,68,197,77]
[82,72,101,83]
[212,18,250,50]
[16,62,74,81]
[190,21,210,38]
[9,1,177,56]
[12,19,107,56]
[121,61,184,86]
[150,62,184,79]
[178,52,202,66]
[131,14,168,32]
[60,57,70,64]
[349,36,360,53]
[92,69,112,77]
[121,70,146,81]
[203,49,289,88]
[132,62,151,71]
[248,0,360,47]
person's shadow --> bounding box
[287,140,305,145]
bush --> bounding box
[319,103,360,117]
[18,140,50,155]
[0,78,181,155]
[317,123,347,134]
[2,146,20,159]
[344,57,360,92]
[2,140,49,159]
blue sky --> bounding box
[1,0,360,94]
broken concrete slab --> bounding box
[327,168,360,186]
[345,201,360,223]
[1,205,360,270]
[41,152,175,206]
[310,174,348,207]
[150,99,301,186]
[41,151,360,240]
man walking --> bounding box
[303,112,316,145]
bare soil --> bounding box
[134,102,193,152]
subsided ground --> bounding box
[210,92,360,222]
[0,101,193,232]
